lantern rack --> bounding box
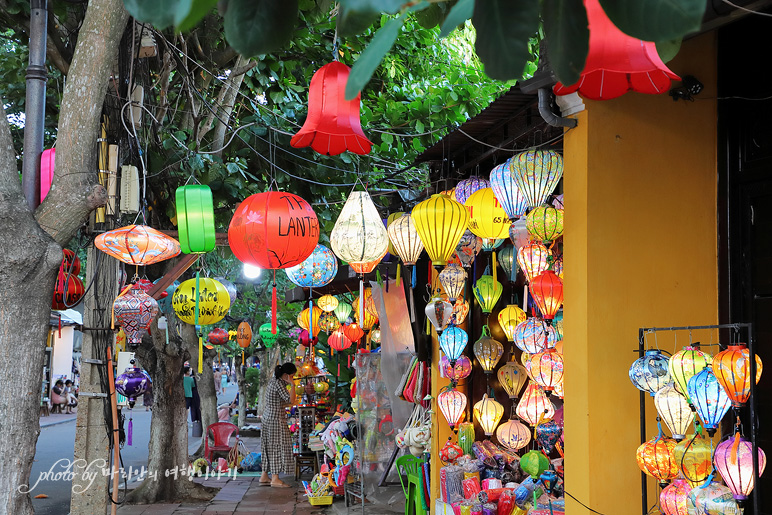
[636,322,759,515]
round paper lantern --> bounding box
[673,433,713,487]
[441,354,472,381]
[259,322,278,347]
[411,194,470,267]
[455,176,490,205]
[654,382,695,440]
[439,326,469,364]
[473,326,504,373]
[498,361,529,399]
[480,238,504,252]
[207,328,229,345]
[535,419,562,452]
[439,440,464,463]
[95,225,181,265]
[636,436,679,485]
[509,218,530,252]
[457,422,475,455]
[490,160,528,221]
[669,345,713,401]
[712,343,763,408]
[454,229,483,268]
[498,304,527,341]
[465,188,510,240]
[176,184,215,254]
[714,433,767,501]
[289,61,372,155]
[473,394,504,436]
[426,295,453,333]
[510,150,564,210]
[52,270,85,310]
[114,283,159,346]
[516,382,555,426]
[172,277,229,325]
[328,329,353,352]
[61,249,81,275]
[450,299,470,326]
[526,206,564,243]
[520,450,550,479]
[497,246,518,283]
[334,301,352,324]
[343,322,365,343]
[529,271,564,320]
[236,321,252,348]
[496,418,531,450]
[629,349,671,396]
[687,482,742,515]
[330,191,389,265]
[318,294,339,313]
[298,306,323,337]
[687,367,731,436]
[115,364,150,405]
[472,275,503,314]
[526,349,564,391]
[517,242,551,283]
[513,317,558,354]
[387,213,424,266]
[298,329,315,347]
[660,478,691,515]
[285,244,338,288]
[439,263,466,302]
[437,387,467,430]
[319,312,340,333]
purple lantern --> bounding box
[115,363,151,406]
[114,283,159,346]
[455,176,490,205]
[441,355,472,381]
[536,419,562,452]
[714,433,767,501]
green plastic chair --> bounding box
[396,455,428,515]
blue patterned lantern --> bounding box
[629,349,671,396]
[688,366,731,437]
[513,318,557,354]
[490,161,528,221]
[535,419,562,452]
[285,244,338,288]
[439,326,469,365]
[455,176,490,205]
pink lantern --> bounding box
[113,283,159,346]
[437,387,467,430]
[441,355,473,381]
[714,433,767,501]
[516,382,555,427]
[660,478,690,515]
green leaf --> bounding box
[224,0,299,57]
[472,0,539,81]
[345,16,407,100]
[338,0,403,15]
[338,5,379,37]
[176,0,220,32]
[415,4,443,29]
[597,0,707,42]
[439,0,473,38]
[123,0,179,28]
[542,0,589,86]
[656,38,682,63]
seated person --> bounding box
[51,380,68,412]
[217,393,239,422]
[63,380,78,413]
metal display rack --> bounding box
[637,323,760,515]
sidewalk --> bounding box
[40,411,77,428]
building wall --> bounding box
[563,32,718,514]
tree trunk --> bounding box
[236,364,246,428]
[188,346,217,457]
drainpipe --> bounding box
[21,0,48,211]
[537,88,577,128]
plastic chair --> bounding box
[204,422,239,463]
[396,455,428,515]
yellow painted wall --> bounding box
[563,32,718,514]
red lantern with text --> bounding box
[554,0,680,100]
[529,270,563,320]
[61,249,81,275]
[290,61,372,156]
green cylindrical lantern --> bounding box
[176,184,216,254]
[457,421,475,456]
[520,449,550,479]
[334,301,353,325]
[473,275,503,314]
[259,322,278,347]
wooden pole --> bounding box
[106,345,120,515]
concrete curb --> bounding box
[40,415,77,428]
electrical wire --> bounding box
[562,489,610,515]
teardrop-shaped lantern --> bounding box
[712,343,763,408]
[535,419,562,452]
[526,349,564,391]
[687,482,742,515]
[411,194,469,267]
[687,367,731,437]
[334,301,352,324]
[437,387,467,430]
[553,0,680,101]
[386,213,424,266]
[510,150,563,210]
[176,184,216,254]
[496,418,531,451]
[654,382,695,440]
[331,191,389,265]
[669,345,713,402]
[498,360,529,399]
[636,436,679,486]
[259,323,278,347]
[526,206,564,243]
[659,478,691,515]
[450,299,470,326]
[472,275,503,314]
[318,294,339,313]
[498,304,527,341]
[290,61,372,155]
[629,349,671,396]
[328,329,353,352]
[497,246,518,283]
[425,295,453,334]
[516,382,555,426]
[473,394,504,436]
[454,229,483,268]
[714,433,767,501]
[513,318,558,354]
[114,283,160,346]
[529,271,564,320]
[673,433,713,488]
[441,354,472,381]
[517,242,551,283]
[96,225,181,265]
[521,450,550,479]
[455,176,490,205]
[439,326,469,364]
[465,188,510,240]
[490,160,528,221]
[439,263,466,302]
[509,218,530,252]
[473,326,504,373]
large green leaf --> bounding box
[122,0,179,29]
[598,0,707,42]
[177,0,220,32]
[656,38,682,63]
[345,15,407,100]
[338,5,379,37]
[338,0,403,15]
[542,0,589,86]
[472,0,539,81]
[439,0,473,37]
[224,0,299,57]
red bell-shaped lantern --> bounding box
[328,329,353,352]
[529,270,564,320]
[290,61,372,156]
[343,322,365,343]
[207,328,229,346]
[554,0,680,100]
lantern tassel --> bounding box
[730,431,741,465]
[396,264,402,287]
[492,251,498,287]
[127,415,133,446]
[198,334,203,374]
[271,278,277,334]
[242,350,245,366]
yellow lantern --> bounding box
[473,275,503,314]
[172,277,230,325]
[498,360,529,400]
[668,345,712,401]
[473,326,504,373]
[516,382,555,426]
[517,242,551,283]
[317,294,339,313]
[498,304,527,341]
[330,190,389,264]
[297,305,323,337]
[465,188,510,240]
[387,213,424,265]
[386,211,405,256]
[526,206,564,242]
[411,194,470,267]
[674,433,713,487]
[473,394,504,436]
[353,289,378,330]
[654,382,695,440]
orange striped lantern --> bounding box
[712,343,763,408]
[636,435,679,486]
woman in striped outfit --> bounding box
[259,362,297,487]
